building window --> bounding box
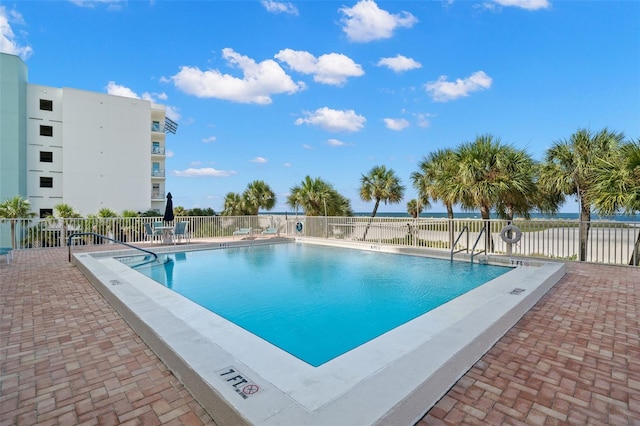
[40,125,53,137]
[40,177,53,188]
[40,99,53,111]
[40,209,53,218]
[152,141,161,154]
[40,151,53,162]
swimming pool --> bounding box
[74,239,566,425]
[125,244,510,366]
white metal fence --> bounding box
[1,215,638,266]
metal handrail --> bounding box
[450,225,469,261]
[470,225,487,264]
[67,232,158,262]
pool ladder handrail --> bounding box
[470,225,487,264]
[450,225,469,261]
[67,232,158,262]
[450,224,487,263]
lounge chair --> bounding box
[0,248,12,264]
[173,221,190,244]
[261,227,279,238]
[0,246,14,259]
[233,228,252,239]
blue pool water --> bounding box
[122,243,509,366]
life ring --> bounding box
[296,222,303,232]
[500,224,522,244]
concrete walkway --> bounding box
[1,245,638,425]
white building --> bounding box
[0,52,175,218]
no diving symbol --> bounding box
[217,366,261,399]
[243,384,259,395]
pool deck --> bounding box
[1,242,639,425]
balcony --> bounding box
[152,169,165,178]
[151,147,165,155]
[151,118,178,134]
[151,191,164,200]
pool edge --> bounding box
[72,241,566,426]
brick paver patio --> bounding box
[1,246,638,425]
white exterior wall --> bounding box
[4,54,169,219]
[61,88,152,216]
[27,85,64,216]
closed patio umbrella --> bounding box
[163,192,174,224]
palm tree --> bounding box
[287,176,352,216]
[406,198,429,218]
[411,148,461,247]
[453,135,514,251]
[411,148,459,220]
[287,176,330,216]
[97,208,117,217]
[0,196,36,249]
[589,139,640,264]
[52,203,81,246]
[359,165,405,218]
[222,192,247,216]
[452,135,542,252]
[243,180,277,214]
[539,128,624,261]
[173,206,187,217]
[327,192,354,217]
[493,146,541,221]
[359,166,405,240]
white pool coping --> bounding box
[73,239,566,426]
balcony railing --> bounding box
[151,191,163,200]
[151,123,165,133]
[151,147,165,155]
[151,169,165,178]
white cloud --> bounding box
[327,138,346,146]
[68,0,125,10]
[105,81,181,121]
[0,6,33,60]
[261,0,298,15]
[172,168,236,177]
[425,71,492,102]
[171,48,305,104]
[105,81,139,98]
[275,49,364,86]
[295,107,366,133]
[283,162,292,167]
[383,118,410,131]
[165,150,175,158]
[202,136,217,143]
[340,0,418,43]
[413,112,433,128]
[377,55,421,73]
[303,144,313,150]
[164,105,180,122]
[491,0,550,10]
[251,157,268,163]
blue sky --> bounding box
[2,0,639,214]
